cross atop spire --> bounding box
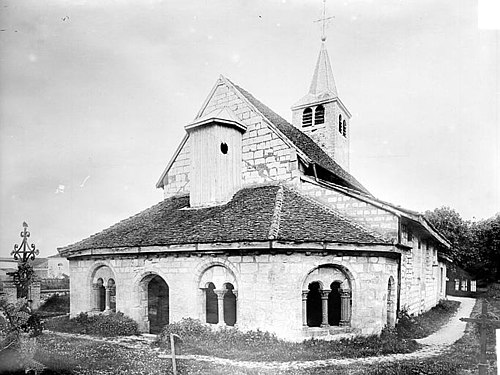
[314,0,335,42]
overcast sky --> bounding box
[0,0,498,259]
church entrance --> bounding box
[147,276,169,334]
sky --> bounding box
[0,0,498,259]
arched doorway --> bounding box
[205,282,218,324]
[306,281,322,327]
[147,276,169,334]
[328,282,341,326]
[223,283,237,326]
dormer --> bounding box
[185,107,246,208]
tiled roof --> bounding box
[59,185,388,254]
[228,80,370,195]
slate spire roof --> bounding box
[292,42,339,109]
[58,185,389,255]
[309,42,338,98]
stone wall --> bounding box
[69,250,398,341]
[163,81,299,199]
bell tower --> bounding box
[291,1,351,171]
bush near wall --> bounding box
[44,312,139,337]
[156,318,419,361]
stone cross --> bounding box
[460,300,500,375]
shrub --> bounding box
[38,294,70,314]
[44,312,139,337]
[155,318,419,361]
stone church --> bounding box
[59,37,450,340]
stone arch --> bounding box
[387,276,396,327]
[196,260,239,326]
[88,263,116,313]
[198,265,238,290]
[301,264,354,328]
[136,272,170,334]
[87,261,116,286]
[194,258,239,289]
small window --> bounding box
[342,120,347,137]
[314,105,325,125]
[338,114,343,133]
[418,240,421,249]
[302,108,313,127]
[220,142,228,154]
[407,230,413,242]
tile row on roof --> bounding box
[59,185,390,254]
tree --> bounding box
[424,206,477,270]
[425,207,500,281]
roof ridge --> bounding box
[283,185,390,243]
[268,185,284,240]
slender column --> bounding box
[387,300,395,327]
[320,290,330,327]
[105,286,112,312]
[340,289,351,326]
[92,284,100,312]
[301,291,308,326]
[215,289,226,326]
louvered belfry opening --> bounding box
[302,107,313,127]
[314,105,325,125]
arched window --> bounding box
[328,282,341,326]
[90,264,116,314]
[302,265,353,329]
[302,107,313,127]
[342,120,347,137]
[198,264,238,327]
[205,282,218,324]
[314,105,325,125]
[306,282,322,327]
[97,278,105,312]
[223,283,237,326]
[338,114,343,133]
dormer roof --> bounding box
[184,106,246,133]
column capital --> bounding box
[320,289,331,299]
[92,283,100,290]
[340,289,351,297]
[301,290,308,300]
[214,289,226,299]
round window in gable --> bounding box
[220,142,228,154]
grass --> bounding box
[18,295,492,375]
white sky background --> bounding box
[0,0,498,258]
